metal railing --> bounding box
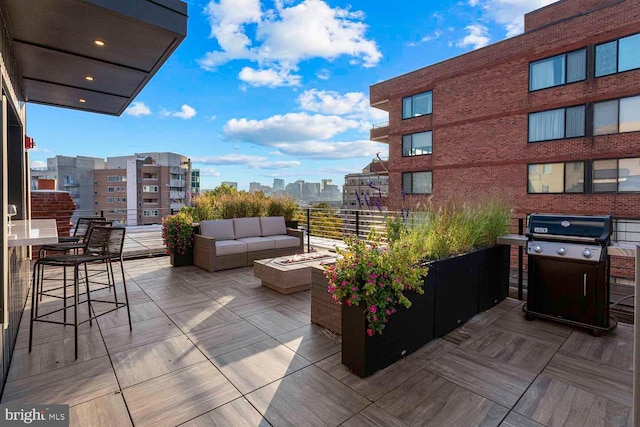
[371,121,389,129]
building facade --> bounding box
[370,0,640,222]
[191,169,200,196]
[94,152,191,225]
[342,159,389,210]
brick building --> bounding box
[370,0,640,225]
[94,152,191,225]
[342,158,390,210]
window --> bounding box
[402,131,433,156]
[107,176,125,182]
[143,173,158,179]
[402,91,432,119]
[528,162,585,193]
[618,158,640,192]
[528,105,585,142]
[596,34,640,77]
[594,95,640,135]
[402,171,432,194]
[142,185,158,192]
[593,159,619,192]
[529,49,586,91]
[107,187,115,193]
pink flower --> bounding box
[386,297,392,302]
[328,285,335,293]
[351,286,358,292]
[370,273,378,279]
[369,306,377,313]
[373,316,378,321]
[386,309,391,315]
[332,294,338,300]
[346,299,352,306]
[367,329,373,337]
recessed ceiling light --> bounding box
[93,39,105,46]
[79,98,87,103]
[84,75,94,81]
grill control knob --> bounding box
[582,249,593,259]
[557,247,566,255]
[532,245,542,253]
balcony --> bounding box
[370,121,389,143]
[1,256,633,425]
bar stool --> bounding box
[58,216,104,243]
[29,226,132,359]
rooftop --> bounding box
[2,257,632,426]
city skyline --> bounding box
[25,0,560,191]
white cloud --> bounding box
[125,101,152,116]
[238,66,301,87]
[316,68,330,80]
[251,160,301,169]
[469,0,559,37]
[224,112,362,144]
[31,160,47,168]
[272,139,387,159]
[199,0,381,87]
[193,154,266,165]
[297,89,388,123]
[457,24,490,50]
[200,167,222,177]
[161,104,197,120]
[421,30,443,43]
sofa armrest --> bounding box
[286,228,304,248]
[193,234,217,272]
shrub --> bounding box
[267,196,299,220]
[161,212,194,255]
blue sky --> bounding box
[27,0,557,191]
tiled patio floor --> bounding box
[1,257,633,426]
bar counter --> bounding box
[7,219,58,247]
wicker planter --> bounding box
[311,265,341,333]
[341,286,435,378]
[170,247,193,267]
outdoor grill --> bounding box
[524,213,617,335]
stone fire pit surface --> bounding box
[253,252,336,294]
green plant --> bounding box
[324,235,428,336]
[217,192,266,219]
[267,196,299,220]
[161,212,194,255]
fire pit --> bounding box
[275,253,334,265]
[253,252,336,294]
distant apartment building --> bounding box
[30,155,105,221]
[191,169,200,195]
[343,159,389,210]
[249,182,261,192]
[94,152,191,225]
[369,0,640,222]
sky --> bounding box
[27,0,559,191]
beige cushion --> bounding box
[236,237,276,251]
[233,217,262,239]
[264,235,301,249]
[200,219,235,240]
[260,216,287,236]
[215,240,247,255]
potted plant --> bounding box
[267,196,300,228]
[162,212,195,267]
[325,235,431,377]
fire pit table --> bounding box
[253,252,336,294]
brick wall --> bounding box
[371,0,640,219]
[30,191,76,259]
[524,0,623,32]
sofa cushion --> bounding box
[215,240,247,255]
[233,217,262,239]
[236,237,276,252]
[264,235,301,249]
[260,216,287,236]
[200,219,235,241]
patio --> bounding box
[1,256,633,427]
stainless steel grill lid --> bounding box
[525,214,612,244]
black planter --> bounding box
[170,247,193,267]
[478,245,510,311]
[341,286,435,378]
[285,220,299,229]
[430,250,482,337]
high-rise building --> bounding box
[94,152,190,225]
[191,169,200,196]
[249,182,262,192]
[273,178,285,192]
[222,181,238,190]
[343,159,389,210]
[370,0,640,222]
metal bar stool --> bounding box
[58,216,104,243]
[29,226,132,359]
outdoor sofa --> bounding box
[193,216,304,272]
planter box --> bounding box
[341,286,435,378]
[478,245,510,311]
[170,247,193,267]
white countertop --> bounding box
[7,219,58,247]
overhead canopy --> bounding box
[1,0,187,115]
